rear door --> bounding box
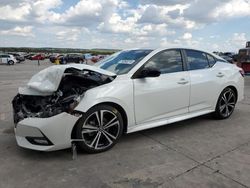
[184,49,222,112]
[133,49,190,124]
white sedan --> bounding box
[0,54,17,65]
[12,48,244,153]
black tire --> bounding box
[213,87,237,119]
[8,60,14,65]
[75,105,124,153]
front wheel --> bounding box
[75,105,124,153]
[8,60,14,65]
[213,88,237,119]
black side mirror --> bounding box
[138,67,161,78]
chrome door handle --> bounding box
[177,79,189,85]
[216,72,224,77]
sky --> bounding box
[0,0,249,52]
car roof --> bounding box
[120,47,227,62]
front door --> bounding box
[133,49,190,124]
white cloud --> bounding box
[0,0,62,23]
[213,0,250,18]
[139,0,188,6]
[208,33,247,52]
[229,33,247,47]
[184,0,250,23]
[133,23,175,37]
[31,0,63,23]
[56,27,90,41]
[56,0,120,27]
[0,26,34,37]
[0,3,31,21]
[182,32,192,40]
[118,1,129,9]
[56,29,80,42]
[98,12,139,33]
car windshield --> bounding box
[95,50,152,75]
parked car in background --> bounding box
[91,55,106,63]
[64,54,84,63]
[83,53,94,64]
[44,53,52,59]
[219,55,233,63]
[223,52,235,58]
[31,54,45,60]
[13,48,244,153]
[24,54,35,60]
[83,53,93,60]
[0,54,17,65]
[8,53,25,63]
[49,54,64,64]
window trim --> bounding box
[132,48,186,79]
[206,53,217,67]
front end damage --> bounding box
[12,64,116,151]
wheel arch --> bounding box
[214,85,239,112]
[71,102,128,140]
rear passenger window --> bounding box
[206,54,216,67]
[186,50,209,70]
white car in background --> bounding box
[12,48,244,153]
[0,54,17,65]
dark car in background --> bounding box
[219,55,233,63]
[64,53,84,63]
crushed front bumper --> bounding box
[15,112,80,151]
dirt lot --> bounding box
[0,60,250,188]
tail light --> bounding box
[239,69,245,77]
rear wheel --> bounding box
[214,88,237,119]
[75,105,123,153]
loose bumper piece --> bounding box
[15,112,80,151]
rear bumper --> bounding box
[15,113,80,151]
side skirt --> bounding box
[127,109,214,133]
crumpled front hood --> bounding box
[19,64,116,95]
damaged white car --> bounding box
[13,48,244,153]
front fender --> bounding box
[74,80,135,128]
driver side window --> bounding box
[145,50,184,74]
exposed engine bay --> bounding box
[12,67,115,124]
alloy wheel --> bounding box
[219,89,236,117]
[81,110,120,150]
